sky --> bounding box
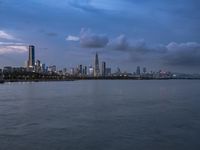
[0,0,200,73]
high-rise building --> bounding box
[94,52,100,77]
[83,66,87,75]
[35,60,41,67]
[70,68,75,75]
[89,66,94,76]
[48,65,56,73]
[105,68,111,76]
[101,61,106,77]
[0,69,3,80]
[41,63,46,73]
[143,67,147,74]
[35,59,41,72]
[136,66,141,75]
[28,45,35,68]
[78,65,83,75]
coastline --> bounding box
[1,77,200,83]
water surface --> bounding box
[0,80,200,150]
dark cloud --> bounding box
[1,0,200,72]
[129,41,200,67]
[80,28,109,48]
[66,29,200,68]
[163,42,200,66]
[108,35,200,67]
[108,35,129,51]
[109,35,167,54]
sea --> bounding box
[0,80,200,150]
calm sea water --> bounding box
[0,80,200,150]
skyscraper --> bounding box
[143,67,147,74]
[83,66,87,75]
[28,45,35,68]
[136,66,141,75]
[94,52,100,77]
[101,61,106,77]
[35,59,41,72]
[78,64,83,75]
[89,66,94,76]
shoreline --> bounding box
[1,77,200,83]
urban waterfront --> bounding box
[1,45,200,83]
[0,80,200,150]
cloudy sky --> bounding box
[0,0,200,73]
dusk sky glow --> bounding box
[0,0,200,73]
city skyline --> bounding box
[0,0,200,73]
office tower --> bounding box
[0,69,3,80]
[89,66,94,76]
[78,65,83,75]
[35,59,41,72]
[28,45,35,68]
[41,63,46,73]
[116,67,121,74]
[143,67,147,74]
[70,68,75,75]
[83,66,87,75]
[106,68,111,76]
[101,61,106,77]
[48,65,56,73]
[63,68,67,74]
[94,52,100,77]
[35,60,41,67]
[136,66,141,75]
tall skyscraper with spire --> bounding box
[94,52,100,77]
[28,45,35,68]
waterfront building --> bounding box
[143,67,147,74]
[0,69,3,80]
[41,63,46,73]
[136,66,141,75]
[83,66,87,76]
[78,65,83,75]
[63,68,67,74]
[70,68,75,76]
[35,59,41,72]
[101,61,106,77]
[94,53,100,77]
[48,65,56,73]
[89,66,94,76]
[28,45,35,68]
[3,66,13,73]
[106,68,111,76]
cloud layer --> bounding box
[1,0,200,72]
[0,30,15,40]
[66,29,200,67]
[66,28,109,48]
[164,42,200,66]
[0,30,27,54]
[0,44,28,54]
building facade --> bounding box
[94,53,100,77]
[101,61,106,77]
[28,45,35,68]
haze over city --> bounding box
[0,0,200,73]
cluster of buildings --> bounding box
[68,53,112,77]
[25,45,113,77]
[0,45,112,77]
[26,45,114,77]
[1,45,199,79]
[26,45,46,73]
